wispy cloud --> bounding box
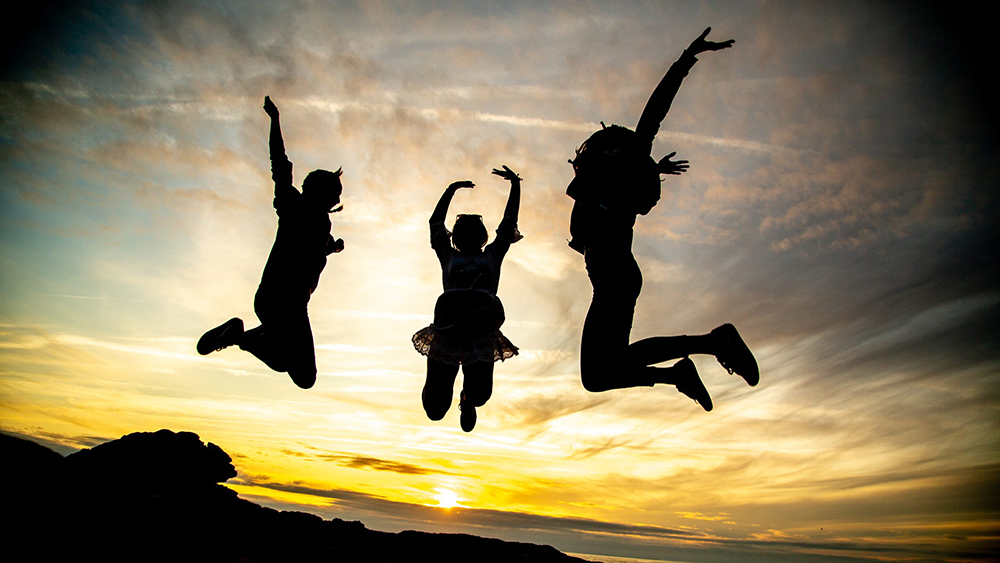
[1,2,996,562]
[27,293,149,302]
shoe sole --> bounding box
[718,324,759,387]
[459,392,477,432]
[197,318,243,355]
[676,358,713,412]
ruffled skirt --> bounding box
[412,289,519,365]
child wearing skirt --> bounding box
[413,166,522,432]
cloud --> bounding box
[676,512,733,522]
[240,473,701,541]
[2,3,998,563]
[501,393,611,428]
[0,427,111,455]
[50,333,200,362]
[278,446,454,476]
[239,470,1000,563]
[323,453,450,476]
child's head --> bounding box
[572,123,639,168]
[451,214,488,253]
[568,123,661,216]
[302,168,343,212]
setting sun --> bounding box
[435,489,461,510]
[1,2,995,562]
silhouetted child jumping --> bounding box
[197,96,344,389]
[567,28,757,411]
[412,166,522,432]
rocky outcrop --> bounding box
[3,430,588,563]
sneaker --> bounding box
[459,391,477,432]
[712,323,759,386]
[197,318,244,355]
[674,358,712,412]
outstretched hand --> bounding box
[687,27,734,55]
[448,180,475,190]
[491,165,522,182]
[658,152,689,175]
[263,96,279,118]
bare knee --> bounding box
[289,368,317,389]
[424,359,458,420]
[423,399,450,421]
[580,366,612,393]
[422,381,452,420]
[581,377,611,393]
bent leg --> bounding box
[423,359,459,420]
[242,291,317,389]
[580,293,652,392]
[579,250,650,392]
[579,248,713,393]
[631,327,758,386]
[582,358,689,392]
[240,321,316,389]
[627,334,717,366]
[284,312,317,389]
[461,361,494,407]
[239,325,290,373]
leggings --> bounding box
[422,359,494,420]
[580,246,696,391]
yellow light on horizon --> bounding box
[434,488,461,509]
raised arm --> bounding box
[490,165,523,254]
[634,27,734,154]
[263,96,293,195]
[429,180,474,258]
[492,165,521,222]
[430,180,475,224]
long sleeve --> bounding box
[268,115,296,209]
[430,186,457,225]
[429,187,458,260]
[634,49,699,155]
[502,178,520,222]
[490,178,521,258]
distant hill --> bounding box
[2,429,590,563]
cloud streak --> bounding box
[1,2,996,562]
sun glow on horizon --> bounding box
[0,2,996,562]
[434,488,462,509]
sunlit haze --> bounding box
[1,2,996,562]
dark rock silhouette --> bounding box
[3,430,589,563]
[63,429,237,489]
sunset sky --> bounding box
[1,1,997,562]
